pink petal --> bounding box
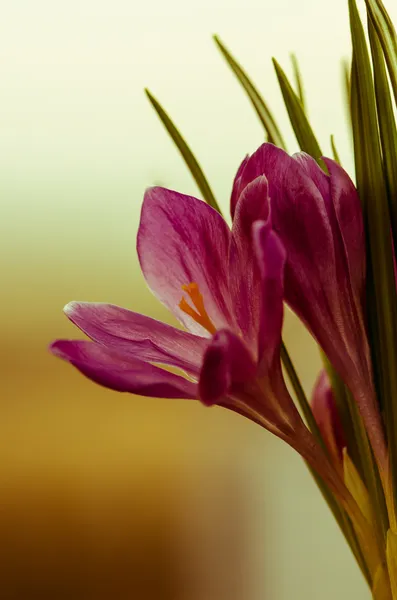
[252,221,286,369]
[323,157,366,305]
[64,301,207,376]
[230,154,249,218]
[198,329,256,406]
[311,370,346,464]
[229,176,271,347]
[50,340,198,398]
[137,187,234,335]
[233,145,366,384]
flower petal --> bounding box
[229,176,270,345]
[323,157,366,302]
[234,145,367,381]
[198,329,256,406]
[252,221,286,368]
[137,187,233,334]
[311,370,346,464]
[50,340,198,398]
[292,152,331,203]
[64,301,207,376]
[232,146,341,340]
[230,154,249,218]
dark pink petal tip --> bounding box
[311,370,346,462]
[49,340,198,399]
[252,221,286,366]
[198,329,256,406]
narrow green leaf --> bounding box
[343,58,351,107]
[350,61,364,188]
[145,89,221,213]
[281,342,326,450]
[290,53,306,111]
[349,0,397,497]
[368,16,397,278]
[342,58,353,137]
[213,36,287,149]
[364,0,397,106]
[330,135,341,164]
[272,58,323,163]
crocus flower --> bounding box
[311,370,346,467]
[50,179,346,497]
[231,143,387,471]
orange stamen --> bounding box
[178,282,216,334]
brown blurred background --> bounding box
[0,0,375,598]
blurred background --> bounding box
[1,0,388,598]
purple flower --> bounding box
[231,143,386,470]
[311,370,346,467]
[50,179,344,494]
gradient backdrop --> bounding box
[2,0,389,598]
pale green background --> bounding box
[2,0,392,598]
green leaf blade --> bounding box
[364,0,397,106]
[213,36,287,149]
[145,89,221,213]
[272,58,323,163]
[330,135,341,164]
[368,16,397,268]
[349,0,397,502]
[290,53,306,112]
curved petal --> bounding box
[230,154,249,218]
[229,176,270,345]
[232,176,270,242]
[50,340,198,399]
[137,187,234,335]
[231,146,339,333]
[292,153,366,316]
[234,145,365,377]
[268,151,368,388]
[198,329,256,406]
[323,157,365,302]
[252,221,286,369]
[64,301,207,376]
[311,370,346,463]
[292,152,331,206]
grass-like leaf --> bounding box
[281,342,326,449]
[145,89,221,213]
[330,135,341,164]
[364,0,397,106]
[343,58,351,106]
[342,59,353,137]
[272,58,322,163]
[290,54,306,112]
[213,36,287,149]
[368,16,397,275]
[349,0,397,510]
